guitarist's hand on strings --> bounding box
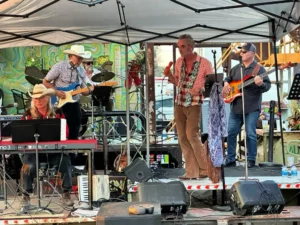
[254,76,263,86]
[222,82,231,98]
[56,90,66,99]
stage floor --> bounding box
[1,196,300,225]
[128,166,300,192]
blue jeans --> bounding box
[226,110,260,162]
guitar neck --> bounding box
[71,87,90,96]
[70,81,117,96]
[242,67,275,88]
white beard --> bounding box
[84,64,93,73]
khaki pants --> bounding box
[175,105,207,178]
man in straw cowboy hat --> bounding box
[21,84,73,208]
[43,45,94,139]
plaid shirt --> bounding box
[174,54,213,107]
[45,60,87,101]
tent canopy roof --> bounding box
[0,0,299,48]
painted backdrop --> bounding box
[0,43,140,114]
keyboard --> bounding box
[77,175,110,202]
[0,115,22,121]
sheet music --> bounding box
[61,118,67,141]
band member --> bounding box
[43,45,93,139]
[21,84,73,208]
[164,34,214,179]
[82,56,100,86]
[222,43,271,167]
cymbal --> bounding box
[25,76,43,85]
[25,66,45,79]
[91,71,115,82]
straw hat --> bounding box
[63,45,91,59]
[28,84,55,98]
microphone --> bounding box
[163,61,173,81]
[0,103,18,109]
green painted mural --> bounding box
[0,43,140,114]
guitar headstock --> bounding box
[279,62,292,70]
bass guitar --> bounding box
[55,81,118,108]
[223,62,291,103]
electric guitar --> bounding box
[55,81,118,108]
[223,62,291,103]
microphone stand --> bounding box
[239,57,249,180]
[19,133,53,214]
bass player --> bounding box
[43,45,94,139]
[222,43,271,168]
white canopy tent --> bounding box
[0,0,299,47]
[0,0,299,167]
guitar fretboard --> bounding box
[70,81,118,96]
[238,67,276,89]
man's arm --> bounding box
[255,67,271,93]
[78,68,94,96]
[43,64,66,99]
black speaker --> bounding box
[229,180,285,216]
[123,158,152,183]
[138,181,187,214]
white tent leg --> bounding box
[126,45,131,165]
[145,43,150,167]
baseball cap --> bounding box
[238,43,256,53]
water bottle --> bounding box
[282,165,288,177]
[291,165,298,182]
[162,129,167,141]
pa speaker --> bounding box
[229,180,285,216]
[123,158,152,183]
[138,181,187,214]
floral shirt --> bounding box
[174,53,213,107]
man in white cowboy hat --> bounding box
[43,44,94,139]
[21,84,74,208]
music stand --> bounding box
[204,73,224,98]
[287,73,300,100]
[11,120,59,214]
[92,86,112,110]
[204,71,227,206]
[92,86,113,175]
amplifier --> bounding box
[138,181,187,214]
[229,180,285,216]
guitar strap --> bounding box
[252,63,261,77]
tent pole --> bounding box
[145,42,150,167]
[271,19,285,166]
[125,45,131,165]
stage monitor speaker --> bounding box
[229,180,285,216]
[138,181,187,214]
[123,158,152,183]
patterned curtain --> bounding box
[208,83,228,167]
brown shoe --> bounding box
[61,192,74,206]
[178,175,197,180]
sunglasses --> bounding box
[84,62,93,65]
[241,50,248,54]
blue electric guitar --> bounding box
[52,81,118,108]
